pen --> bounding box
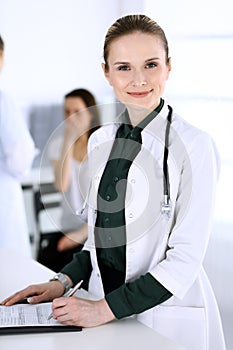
[47,279,83,320]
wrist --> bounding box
[61,140,74,158]
[49,273,73,294]
[101,299,115,323]
[49,280,66,296]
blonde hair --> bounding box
[103,14,169,71]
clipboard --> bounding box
[0,302,82,335]
[0,325,82,335]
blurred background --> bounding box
[0,0,232,348]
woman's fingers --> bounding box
[1,285,41,306]
[1,282,64,306]
[52,297,115,327]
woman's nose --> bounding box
[130,70,147,87]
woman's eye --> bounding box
[145,62,157,69]
[117,65,130,71]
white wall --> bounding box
[0,0,142,108]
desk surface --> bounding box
[21,166,54,188]
[0,250,184,350]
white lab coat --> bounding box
[0,91,35,257]
[82,102,226,350]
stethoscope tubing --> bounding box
[79,105,173,218]
[161,105,173,217]
[163,105,173,199]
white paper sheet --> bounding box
[0,302,62,327]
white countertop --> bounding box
[0,249,185,350]
[21,166,54,188]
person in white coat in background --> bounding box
[1,15,226,350]
[0,35,35,257]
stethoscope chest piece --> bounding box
[161,195,172,218]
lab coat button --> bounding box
[131,179,136,184]
[129,212,134,218]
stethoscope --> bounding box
[161,105,173,217]
[79,105,173,218]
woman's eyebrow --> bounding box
[145,57,160,62]
[113,61,130,66]
[113,57,161,66]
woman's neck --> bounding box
[126,101,161,127]
[73,133,89,162]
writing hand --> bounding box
[52,297,115,327]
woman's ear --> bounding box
[167,57,172,72]
[101,62,112,85]
[166,57,172,80]
[0,52,4,72]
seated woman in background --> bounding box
[39,89,100,270]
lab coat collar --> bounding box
[112,101,169,127]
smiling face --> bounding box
[102,31,171,111]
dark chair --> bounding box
[34,182,82,272]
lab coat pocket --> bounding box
[153,305,207,350]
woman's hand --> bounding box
[52,297,115,327]
[1,281,64,306]
[57,226,88,252]
[64,110,92,144]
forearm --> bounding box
[53,138,73,192]
[60,250,92,289]
[105,273,172,319]
[73,224,88,244]
[57,224,88,252]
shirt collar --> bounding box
[119,98,164,130]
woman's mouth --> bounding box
[127,89,153,98]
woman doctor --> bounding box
[0,35,35,257]
[2,15,226,350]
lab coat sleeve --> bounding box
[0,92,35,178]
[151,131,220,299]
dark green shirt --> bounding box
[61,99,172,318]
